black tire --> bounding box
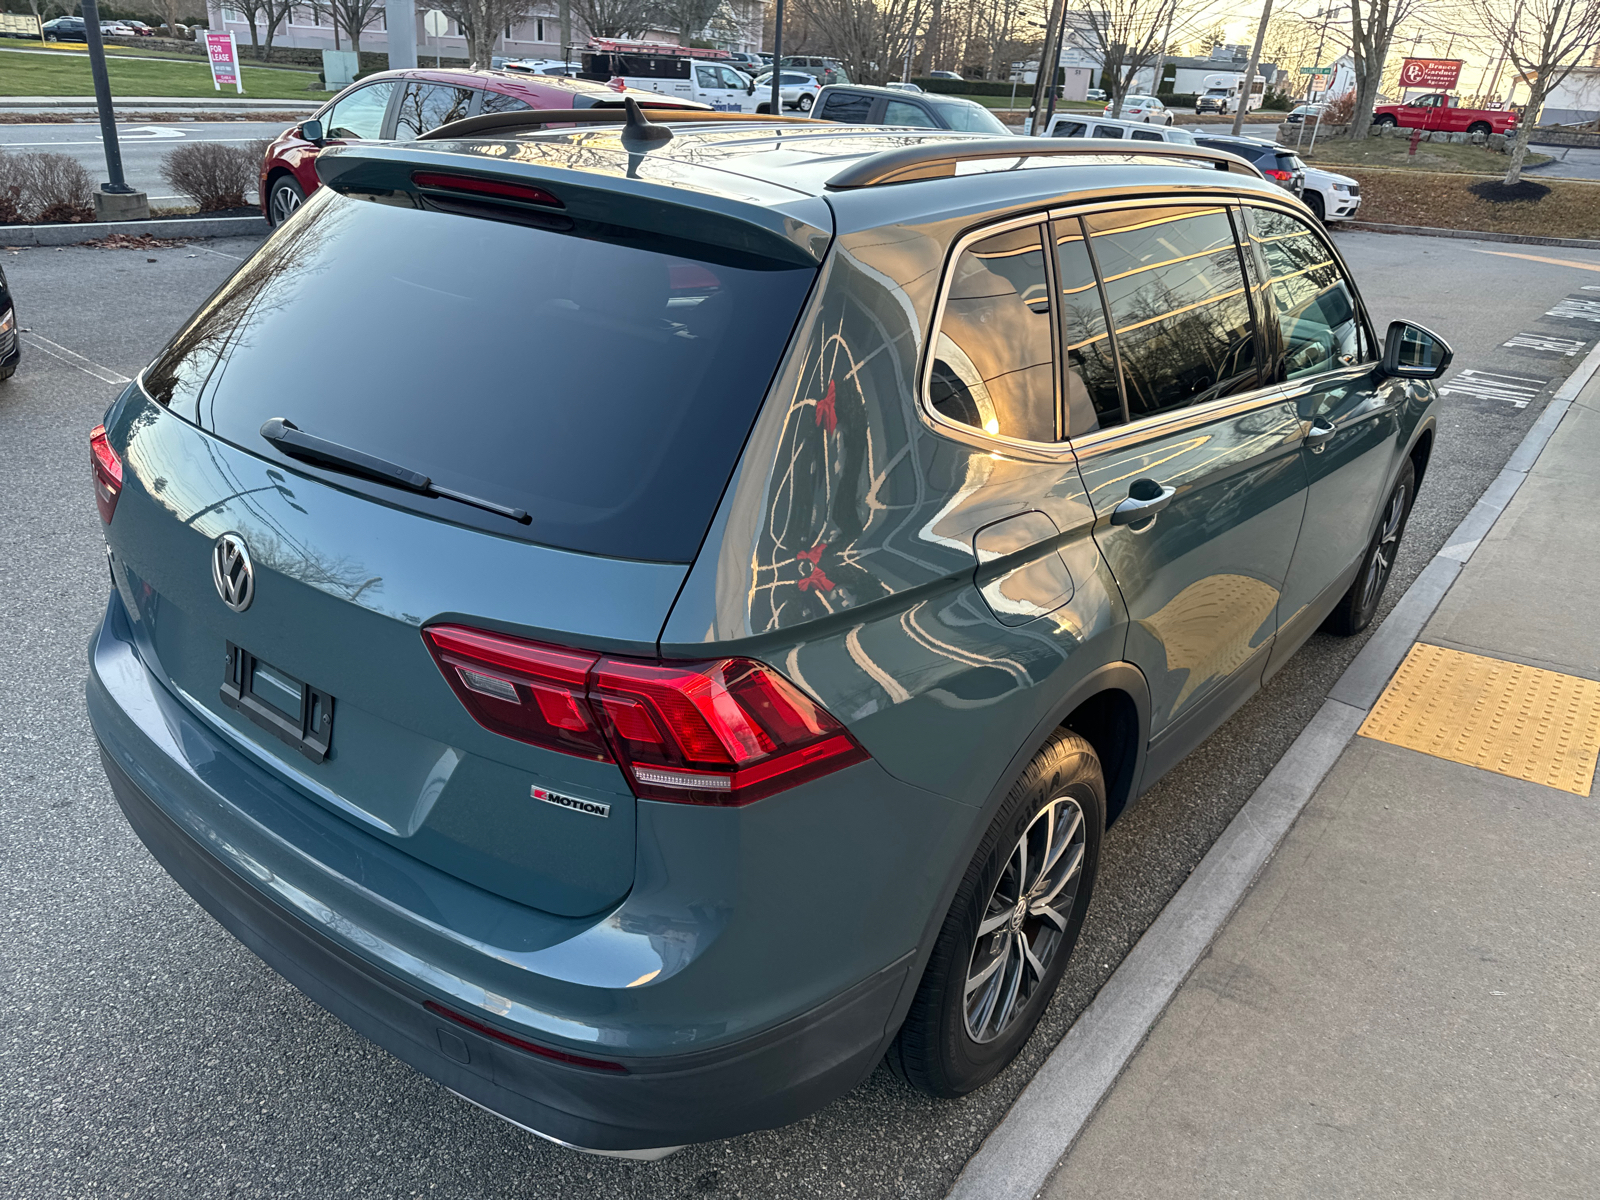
[1325,457,1416,636]
[265,174,304,228]
[797,93,813,112]
[889,730,1105,1097]
[1375,115,1397,128]
[1468,121,1491,137]
[1305,190,1326,223]
[0,354,16,382]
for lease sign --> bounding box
[1399,58,1462,90]
[206,31,244,93]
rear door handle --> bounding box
[1305,418,1336,453]
[1111,480,1176,526]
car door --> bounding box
[1240,204,1404,673]
[1056,203,1309,784]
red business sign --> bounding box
[1399,58,1463,90]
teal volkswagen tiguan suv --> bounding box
[86,106,1450,1157]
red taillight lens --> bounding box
[1265,168,1294,182]
[422,625,870,806]
[411,171,564,208]
[89,424,122,523]
[423,1001,626,1072]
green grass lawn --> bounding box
[0,49,332,99]
[969,94,1101,111]
[1302,133,1551,173]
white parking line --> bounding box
[1437,369,1548,407]
[1547,296,1600,322]
[1502,333,1587,356]
[20,333,131,385]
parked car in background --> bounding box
[1104,95,1171,124]
[124,20,155,35]
[0,261,17,382]
[780,55,850,85]
[89,111,1447,1161]
[928,69,964,81]
[42,16,90,41]
[258,69,708,226]
[1372,92,1517,136]
[1301,165,1361,223]
[581,39,764,112]
[1086,88,1107,102]
[815,83,1011,134]
[501,58,579,75]
[725,51,764,75]
[1193,133,1307,196]
[99,21,136,36]
[886,81,924,93]
[1046,113,1196,143]
[1284,103,1325,125]
[754,70,823,111]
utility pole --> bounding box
[1230,0,1273,135]
[1024,0,1069,136]
[1152,3,1174,98]
[769,0,785,119]
[79,0,147,221]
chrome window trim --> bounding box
[1067,382,1294,461]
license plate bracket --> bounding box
[221,642,334,763]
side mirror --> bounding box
[1382,320,1453,379]
[300,118,325,145]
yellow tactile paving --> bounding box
[1359,643,1600,796]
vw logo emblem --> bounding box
[211,533,255,613]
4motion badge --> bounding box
[532,786,610,819]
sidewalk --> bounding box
[1035,371,1600,1195]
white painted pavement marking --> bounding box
[1546,296,1600,323]
[1436,369,1548,407]
[20,333,131,385]
[1502,332,1587,356]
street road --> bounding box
[0,120,290,203]
[1523,143,1600,181]
[2,230,1598,1200]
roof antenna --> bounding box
[621,97,673,146]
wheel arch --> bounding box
[1408,423,1435,491]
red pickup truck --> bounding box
[1372,92,1518,136]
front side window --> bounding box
[696,65,721,89]
[885,99,940,128]
[930,224,1056,443]
[393,83,474,139]
[1244,206,1363,379]
[322,81,395,140]
[928,97,1009,134]
[1086,205,1259,420]
[719,66,747,89]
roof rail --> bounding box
[419,106,821,142]
[824,137,1263,189]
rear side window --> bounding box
[1244,206,1363,379]
[885,99,940,128]
[929,224,1057,443]
[1086,206,1259,420]
[1131,128,1161,141]
[1093,124,1125,139]
[820,91,874,122]
[479,89,531,114]
[1052,120,1088,137]
[394,82,474,139]
[322,81,394,140]
[142,192,816,563]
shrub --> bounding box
[1323,91,1356,126]
[160,141,258,212]
[1262,92,1294,111]
[0,150,94,224]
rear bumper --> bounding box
[87,593,921,1152]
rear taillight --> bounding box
[423,625,869,806]
[1265,168,1294,182]
[89,424,122,523]
[411,171,563,208]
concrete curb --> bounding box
[947,338,1600,1200]
[3,215,267,246]
[1341,221,1600,250]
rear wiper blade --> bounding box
[260,418,529,524]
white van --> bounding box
[1195,72,1266,115]
[1044,114,1197,143]
[578,38,764,113]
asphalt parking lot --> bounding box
[3,228,1598,1199]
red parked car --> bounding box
[1371,92,1518,138]
[260,68,706,226]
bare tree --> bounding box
[1075,0,1185,117]
[789,0,924,84]
[438,0,531,64]
[1345,0,1426,139]
[658,0,722,41]
[1471,0,1600,182]
[568,0,655,38]
[313,0,388,53]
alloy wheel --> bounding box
[963,795,1087,1044]
[1360,481,1408,614]
[270,183,302,225]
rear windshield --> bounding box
[143,190,815,562]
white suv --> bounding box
[1301,165,1362,223]
[1046,114,1195,143]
